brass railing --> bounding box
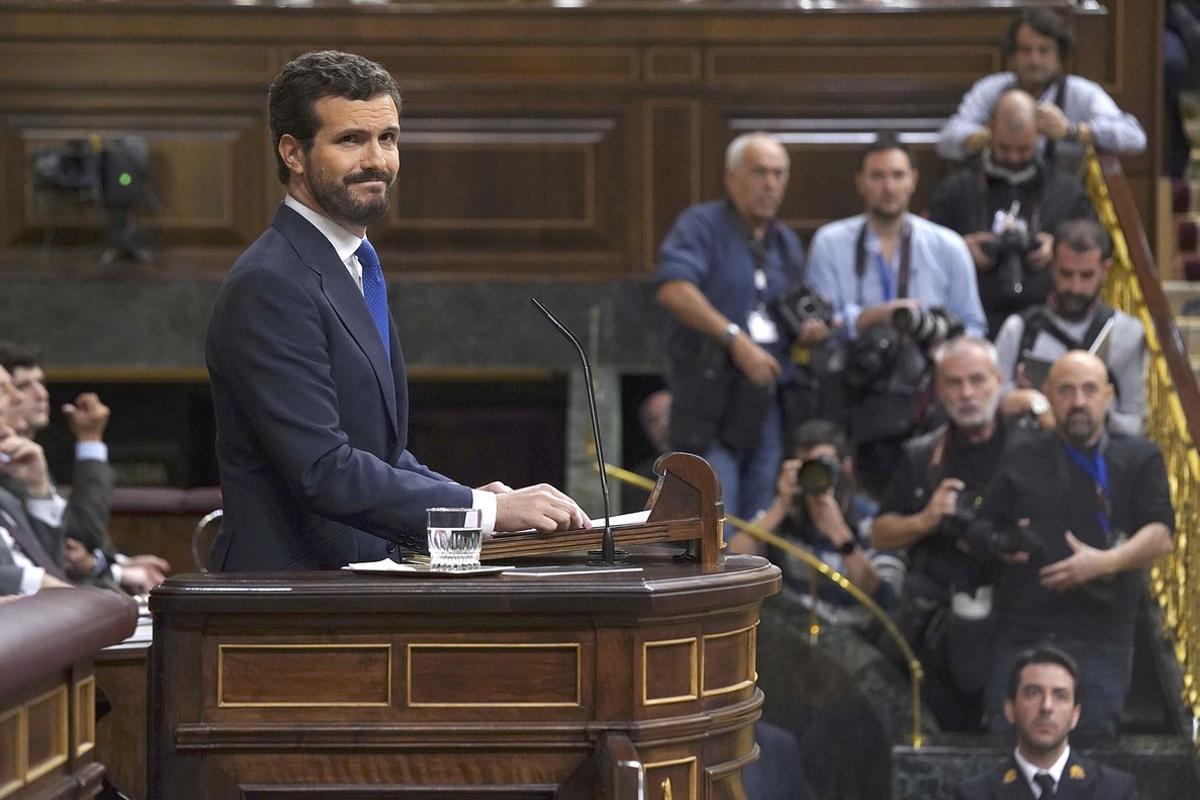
[1084,148,1200,742]
[605,463,925,748]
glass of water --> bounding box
[427,507,483,569]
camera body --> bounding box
[769,284,834,341]
[964,515,1045,559]
[939,488,982,540]
[981,206,1039,300]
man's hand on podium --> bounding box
[494,484,591,534]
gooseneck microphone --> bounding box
[530,297,621,565]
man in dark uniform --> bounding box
[957,645,1137,799]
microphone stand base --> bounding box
[586,548,630,566]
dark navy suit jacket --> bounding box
[957,752,1138,800]
[205,203,471,571]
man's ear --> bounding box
[1003,697,1015,726]
[278,135,306,178]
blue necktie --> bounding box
[356,239,390,359]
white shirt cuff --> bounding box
[27,492,67,527]
[75,441,109,462]
[21,566,46,595]
[470,489,498,535]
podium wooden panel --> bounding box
[0,589,138,800]
[149,455,780,799]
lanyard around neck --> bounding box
[855,219,912,305]
[1062,441,1112,535]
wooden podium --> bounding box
[149,454,780,799]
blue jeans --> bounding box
[984,632,1132,747]
[704,402,782,542]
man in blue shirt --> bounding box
[807,134,985,495]
[654,132,820,540]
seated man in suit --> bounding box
[0,341,168,593]
[957,645,1137,799]
[206,50,588,571]
[0,365,72,596]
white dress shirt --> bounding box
[1014,744,1070,798]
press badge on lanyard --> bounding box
[747,269,780,344]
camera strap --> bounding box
[854,219,912,305]
[1042,76,1069,170]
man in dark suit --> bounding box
[206,51,587,572]
[957,645,1137,799]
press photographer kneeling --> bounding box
[733,419,904,630]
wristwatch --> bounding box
[721,322,742,347]
[837,539,858,556]
[1028,392,1050,417]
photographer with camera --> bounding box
[656,133,826,540]
[974,351,1173,746]
[807,133,984,497]
[995,219,1146,436]
[734,419,903,626]
[872,336,1037,731]
[930,89,1095,338]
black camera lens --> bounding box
[796,455,839,496]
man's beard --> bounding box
[981,149,1039,186]
[1055,291,1096,320]
[1062,408,1099,445]
[307,168,394,228]
[947,391,1001,431]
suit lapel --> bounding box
[272,204,400,441]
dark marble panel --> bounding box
[1,277,665,372]
[892,736,1200,800]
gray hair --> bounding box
[725,132,788,172]
[933,335,1000,371]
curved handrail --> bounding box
[1084,148,1200,744]
[606,462,925,748]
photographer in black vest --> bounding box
[995,218,1146,436]
[872,337,1040,731]
[930,90,1095,338]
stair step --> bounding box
[1164,280,1200,313]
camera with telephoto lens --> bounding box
[769,284,834,341]
[795,454,841,497]
[980,207,1039,300]
[891,305,965,348]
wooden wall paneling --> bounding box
[0,42,276,91]
[375,111,629,276]
[356,45,640,88]
[643,99,701,272]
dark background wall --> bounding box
[0,0,1160,489]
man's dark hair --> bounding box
[1004,9,1074,62]
[1006,645,1080,703]
[1054,218,1112,260]
[0,341,42,374]
[791,419,849,461]
[268,50,403,185]
[858,132,913,171]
